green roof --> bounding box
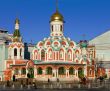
[13,29,21,37]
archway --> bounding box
[46,67,52,75]
[14,48,17,57]
[69,67,75,75]
[37,67,43,75]
[78,68,84,78]
[28,68,34,78]
[58,67,65,75]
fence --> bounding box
[0,79,110,90]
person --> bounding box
[82,77,86,85]
[57,78,59,82]
[13,74,16,82]
[6,80,10,87]
[27,73,30,78]
[48,78,50,83]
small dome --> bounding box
[50,11,64,22]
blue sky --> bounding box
[0,0,110,43]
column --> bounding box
[34,66,37,78]
[84,66,87,76]
[64,52,65,61]
[26,69,28,78]
[17,48,20,59]
[66,69,69,78]
[56,69,58,78]
[75,69,78,77]
[12,48,14,59]
[53,69,57,78]
[43,69,46,77]
[19,69,21,76]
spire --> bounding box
[56,0,58,12]
[13,18,21,38]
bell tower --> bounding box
[8,18,24,60]
[50,0,64,37]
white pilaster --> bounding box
[66,69,69,78]
[84,66,87,76]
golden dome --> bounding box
[51,11,64,22]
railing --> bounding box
[0,79,110,90]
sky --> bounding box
[0,0,110,44]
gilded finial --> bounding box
[56,0,58,12]
[15,18,20,24]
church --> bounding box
[4,6,96,81]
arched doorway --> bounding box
[28,68,34,78]
[78,68,84,78]
[26,61,34,78]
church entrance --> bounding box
[27,68,34,78]
[78,68,84,78]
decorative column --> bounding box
[34,66,37,78]
[52,69,56,78]
[11,69,14,80]
[17,48,20,59]
[19,68,21,78]
[75,69,78,77]
[26,68,28,78]
[64,52,65,61]
[66,69,69,78]
[84,66,87,76]
[43,69,46,78]
[56,69,58,78]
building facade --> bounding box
[4,9,96,81]
[0,29,12,81]
[89,30,110,78]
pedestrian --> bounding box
[48,78,50,83]
[13,74,16,82]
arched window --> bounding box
[21,68,26,75]
[35,52,38,59]
[69,67,75,75]
[68,51,71,60]
[14,48,17,56]
[60,50,64,59]
[58,67,65,75]
[60,25,62,31]
[14,68,19,75]
[37,67,42,75]
[52,25,53,32]
[41,49,45,60]
[20,48,22,57]
[46,67,52,75]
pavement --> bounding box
[0,87,108,91]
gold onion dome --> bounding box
[51,10,64,22]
